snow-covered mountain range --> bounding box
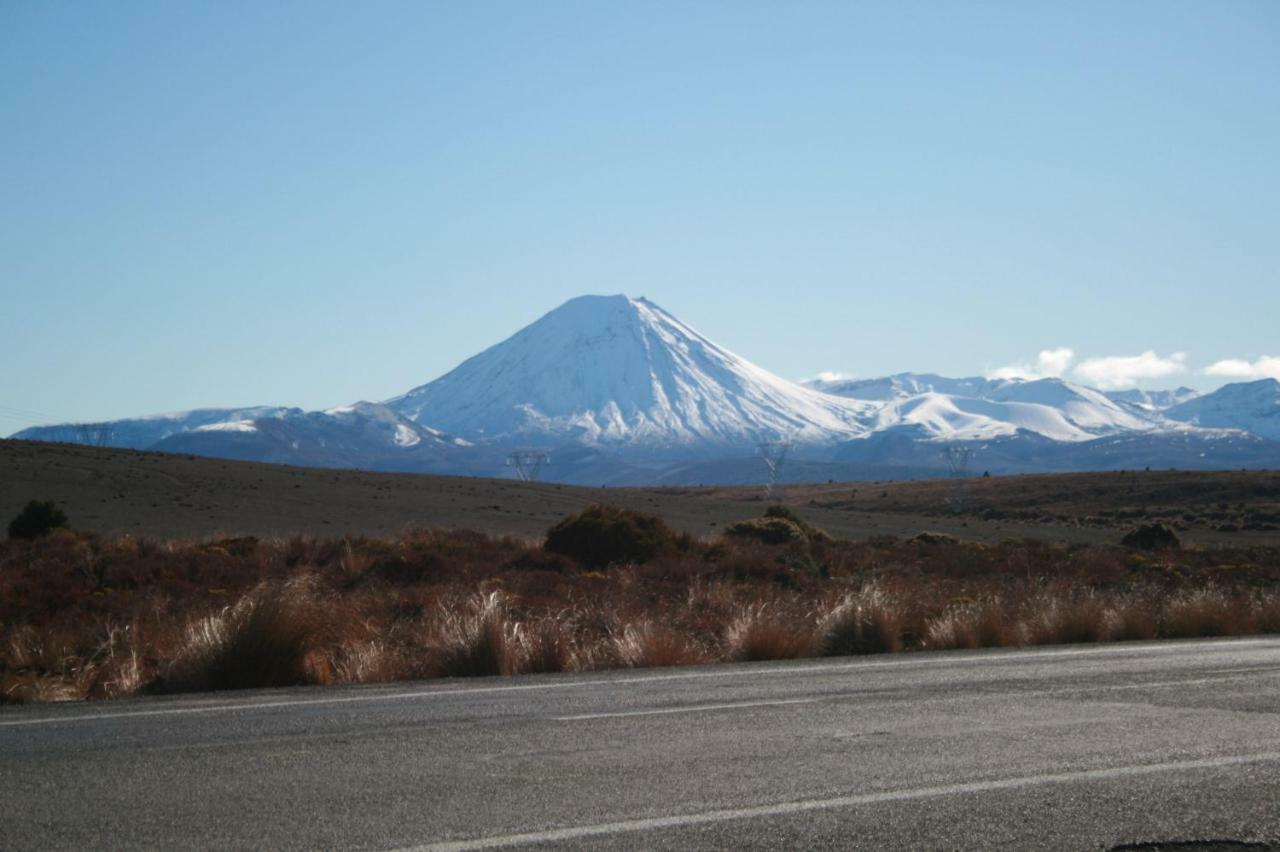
[12,295,1280,483]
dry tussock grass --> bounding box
[613,621,708,668]
[3,522,1279,702]
[923,598,1022,650]
[154,576,377,693]
[724,603,819,662]
[820,586,903,655]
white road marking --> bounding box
[405,751,1280,851]
[1007,668,1280,700]
[555,697,820,721]
[552,668,1279,723]
[1,637,1276,729]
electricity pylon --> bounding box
[506,449,550,482]
[757,438,792,500]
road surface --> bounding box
[2,638,1279,850]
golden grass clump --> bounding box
[724,603,819,662]
[819,585,903,656]
[154,576,375,693]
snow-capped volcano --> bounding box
[11,295,1280,482]
[388,295,875,446]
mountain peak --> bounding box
[387,296,873,446]
[1164,378,1280,440]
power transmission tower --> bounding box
[757,438,792,500]
[942,445,975,511]
[74,423,114,447]
[506,449,550,483]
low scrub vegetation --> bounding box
[544,505,681,567]
[8,500,69,541]
[2,508,1279,703]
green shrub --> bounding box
[724,506,830,545]
[724,516,807,545]
[1121,523,1181,551]
[545,505,677,568]
[763,504,804,524]
[8,501,69,540]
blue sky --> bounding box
[2,1,1278,432]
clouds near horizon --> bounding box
[988,349,1280,389]
[988,349,1190,389]
[1073,351,1187,390]
[1204,356,1280,381]
[987,348,1074,381]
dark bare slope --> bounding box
[3,440,1279,545]
[728,470,1280,535]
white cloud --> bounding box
[1203,355,1280,381]
[808,371,855,383]
[1071,351,1187,390]
[987,347,1074,381]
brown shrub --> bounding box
[545,506,677,568]
[1122,523,1181,551]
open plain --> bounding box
[4,440,1280,547]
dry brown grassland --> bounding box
[3,508,1279,703]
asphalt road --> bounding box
[3,639,1279,850]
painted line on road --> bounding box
[554,697,820,721]
[552,668,1280,723]
[405,751,1280,851]
[2,637,1276,729]
[1008,668,1280,701]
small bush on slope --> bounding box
[1122,523,1181,551]
[545,505,677,568]
[8,500,69,540]
[726,506,830,546]
[724,516,808,545]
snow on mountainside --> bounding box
[1164,379,1280,441]
[982,379,1158,435]
[804,373,1005,402]
[871,393,1099,442]
[1104,387,1200,412]
[154,402,466,468]
[388,295,877,446]
[13,406,294,450]
[811,374,1160,441]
